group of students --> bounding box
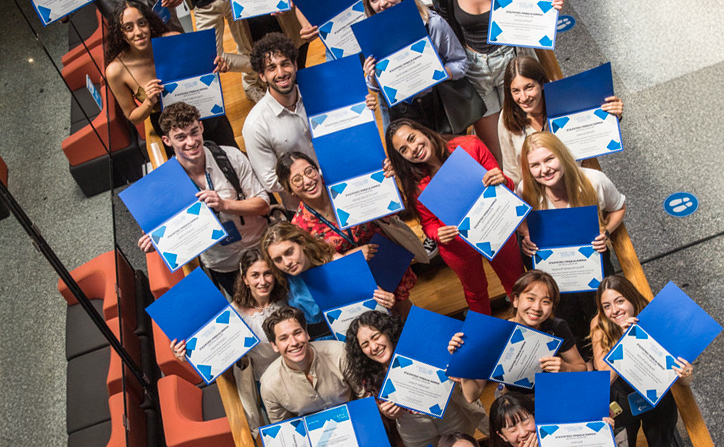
[100,1,697,446]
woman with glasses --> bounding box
[275,152,417,318]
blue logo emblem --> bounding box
[557,15,576,32]
[663,192,698,217]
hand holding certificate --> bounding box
[146,268,259,384]
[231,0,291,20]
[153,30,226,119]
[418,147,530,261]
[294,0,366,60]
[528,206,603,293]
[119,158,227,272]
[545,63,623,160]
[535,372,616,447]
[605,282,722,407]
[488,0,558,50]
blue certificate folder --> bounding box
[418,147,530,260]
[294,0,365,59]
[260,397,391,447]
[545,63,614,118]
[297,56,368,119]
[605,282,722,406]
[446,311,562,388]
[367,233,414,293]
[118,158,227,272]
[145,268,259,384]
[32,0,93,26]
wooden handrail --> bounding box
[537,50,714,447]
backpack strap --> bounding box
[205,140,245,200]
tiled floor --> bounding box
[2,0,723,446]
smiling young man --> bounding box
[137,102,270,295]
[259,306,362,423]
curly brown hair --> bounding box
[262,306,307,344]
[250,32,299,75]
[345,311,403,393]
[104,1,168,66]
[232,249,288,310]
[157,102,200,135]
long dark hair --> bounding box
[345,311,403,393]
[385,118,451,219]
[232,249,288,310]
[590,275,648,354]
[104,0,168,66]
[489,393,535,447]
[501,57,549,133]
[276,151,319,194]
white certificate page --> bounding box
[376,36,448,107]
[231,0,291,20]
[491,325,562,389]
[261,418,311,447]
[185,305,259,383]
[328,170,403,230]
[549,107,623,161]
[162,73,225,120]
[532,244,603,293]
[605,325,679,407]
[305,405,359,447]
[488,0,558,49]
[319,1,365,59]
[458,184,530,261]
[32,0,93,25]
[538,422,616,447]
[150,200,227,272]
[325,300,388,342]
[380,354,454,418]
[309,101,375,138]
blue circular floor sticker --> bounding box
[557,15,576,32]
[663,192,698,217]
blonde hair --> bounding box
[519,132,606,230]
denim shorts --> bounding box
[465,45,517,116]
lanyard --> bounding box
[304,203,357,247]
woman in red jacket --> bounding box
[385,118,524,314]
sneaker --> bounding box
[422,237,439,258]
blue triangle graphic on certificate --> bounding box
[492,364,505,381]
[666,355,677,369]
[608,343,624,362]
[586,421,606,432]
[353,1,365,11]
[244,337,256,347]
[163,252,178,269]
[540,425,559,438]
[388,201,402,211]
[380,380,396,398]
[337,209,350,227]
[211,229,225,240]
[319,22,333,39]
[410,40,427,53]
[263,426,281,438]
[535,249,553,263]
[351,103,367,114]
[551,117,569,132]
[327,309,342,323]
[292,419,306,436]
[38,5,52,23]
[459,217,471,231]
[629,326,648,340]
[330,182,347,198]
[277,1,289,9]
[164,82,178,95]
[483,186,497,198]
[588,278,601,289]
[436,370,450,383]
[185,337,197,355]
[363,299,378,310]
[371,171,386,183]
[646,389,659,402]
[594,108,609,121]
[216,310,230,324]
[489,21,503,41]
[383,86,398,103]
[514,377,533,388]
[516,204,529,216]
[429,404,443,416]
[578,246,596,258]
[197,364,213,381]
[211,104,223,114]
[392,356,413,369]
[187,202,202,215]
[546,339,560,351]
[432,70,447,81]
[151,226,167,244]
[200,74,216,86]
[336,332,347,341]
[607,140,622,150]
[331,47,345,59]
[494,0,512,10]
[376,59,390,75]
[311,114,328,128]
[511,328,526,344]
[232,1,243,17]
[476,242,494,257]
[539,35,553,47]
[459,229,468,238]
[537,1,553,13]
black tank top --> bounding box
[453,0,498,54]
